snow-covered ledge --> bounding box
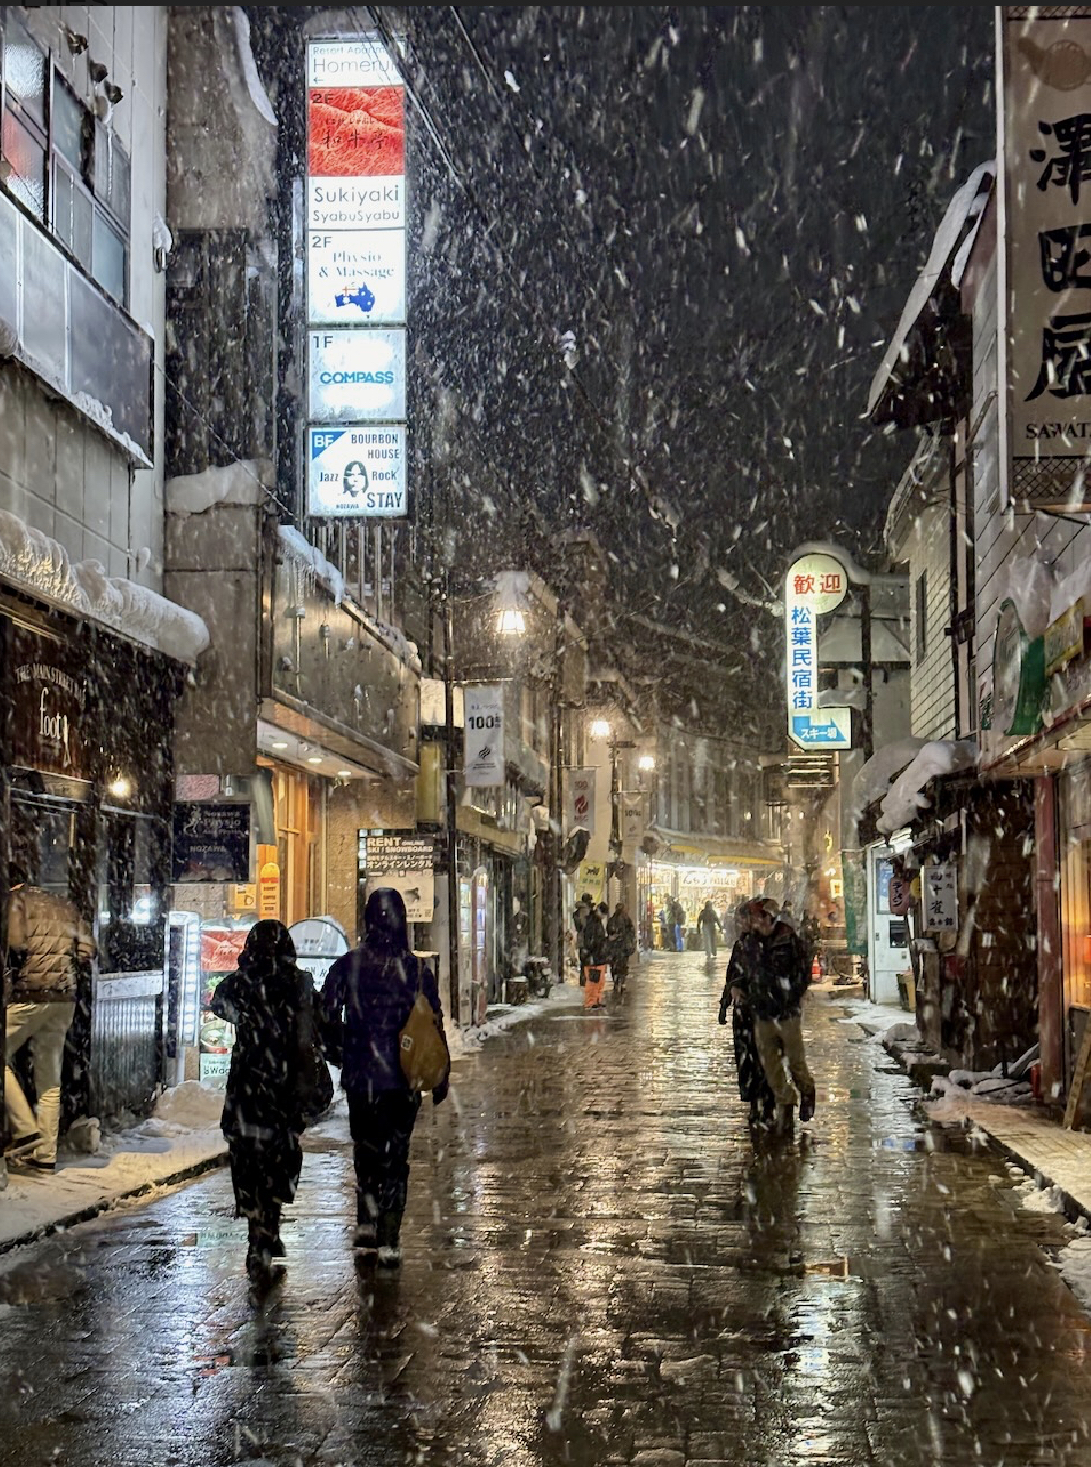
[0,507,209,665]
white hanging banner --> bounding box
[567,768,596,836]
[463,685,505,788]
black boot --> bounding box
[266,1204,285,1259]
[376,1209,403,1267]
[354,1192,379,1251]
[246,1217,273,1282]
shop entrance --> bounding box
[867,842,910,1005]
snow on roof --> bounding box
[165,459,271,515]
[0,507,210,664]
[867,161,996,418]
[878,739,977,835]
[851,738,926,818]
[232,6,276,127]
[278,524,345,607]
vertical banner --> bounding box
[463,684,505,787]
[1004,10,1091,507]
[567,768,597,835]
[306,35,408,518]
[842,849,868,958]
[784,552,851,750]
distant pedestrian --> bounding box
[670,897,686,952]
[321,888,449,1266]
[737,899,815,1133]
[607,902,637,995]
[698,900,723,960]
[658,905,672,949]
[718,901,775,1126]
[579,900,609,1008]
[4,859,95,1173]
[209,919,326,1283]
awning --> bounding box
[644,826,782,868]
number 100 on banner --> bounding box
[463,685,505,788]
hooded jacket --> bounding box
[320,889,447,1101]
[728,920,810,1021]
[7,884,95,1001]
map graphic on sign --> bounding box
[784,551,853,751]
[309,230,406,324]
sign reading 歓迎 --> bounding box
[784,552,852,750]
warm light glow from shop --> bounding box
[638,754,655,771]
[590,719,611,740]
[108,776,131,799]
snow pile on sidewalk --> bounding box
[0,1082,227,1252]
[448,984,582,1059]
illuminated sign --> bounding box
[307,425,406,518]
[308,229,406,324]
[784,552,852,750]
[308,328,406,422]
[306,36,408,517]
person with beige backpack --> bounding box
[320,888,449,1266]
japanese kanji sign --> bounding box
[922,861,958,935]
[784,552,852,750]
[1004,12,1091,492]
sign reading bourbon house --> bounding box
[306,34,408,519]
[9,624,88,779]
[1004,10,1091,506]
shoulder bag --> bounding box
[295,972,334,1127]
[399,957,450,1091]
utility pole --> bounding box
[444,572,461,1027]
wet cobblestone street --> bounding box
[3,952,1091,1467]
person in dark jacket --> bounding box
[209,919,320,1282]
[320,888,449,1265]
[578,901,609,1009]
[733,899,815,1132]
[718,900,776,1125]
[606,902,636,994]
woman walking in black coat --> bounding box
[718,901,776,1126]
[209,919,322,1282]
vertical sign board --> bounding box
[1004,11,1091,507]
[306,37,408,518]
[463,685,505,788]
[567,769,597,836]
[784,553,852,750]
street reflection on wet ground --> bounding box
[2,953,1091,1466]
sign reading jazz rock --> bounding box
[1003,11,1091,503]
[463,685,505,788]
[784,552,852,750]
[307,426,406,518]
[306,35,408,518]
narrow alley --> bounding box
[2,955,1089,1467]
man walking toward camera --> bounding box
[731,899,815,1133]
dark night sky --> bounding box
[262,7,996,740]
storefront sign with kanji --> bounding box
[922,861,958,934]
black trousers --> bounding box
[347,1088,422,1228]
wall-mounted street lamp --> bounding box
[638,753,656,772]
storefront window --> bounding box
[96,811,167,973]
[1061,768,1091,1013]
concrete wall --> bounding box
[326,778,418,943]
[0,6,168,588]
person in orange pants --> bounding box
[579,902,609,1010]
